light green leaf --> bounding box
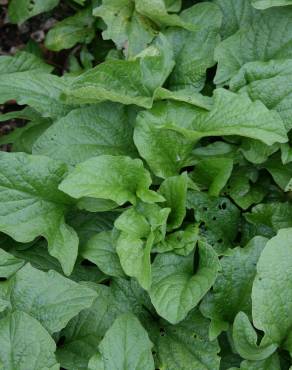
[154,224,199,255]
[230,59,292,131]
[158,173,188,230]
[233,312,277,360]
[190,158,233,197]
[116,232,154,290]
[8,0,59,24]
[59,155,164,206]
[215,8,292,85]
[200,236,267,338]
[95,313,155,370]
[0,311,59,370]
[10,263,97,334]
[0,71,74,119]
[252,0,292,8]
[93,0,155,58]
[0,51,53,74]
[252,228,292,344]
[33,104,137,165]
[0,152,78,276]
[0,249,24,278]
[61,34,174,108]
[156,309,220,370]
[150,241,219,324]
[45,8,95,51]
[213,0,256,39]
[82,231,124,277]
[165,3,222,91]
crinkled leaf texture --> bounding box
[0,152,78,275]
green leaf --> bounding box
[239,139,279,165]
[82,231,124,277]
[215,8,292,85]
[10,263,97,334]
[252,228,292,344]
[150,241,220,324]
[156,309,220,370]
[33,104,137,165]
[190,158,233,197]
[0,311,59,370]
[263,156,292,191]
[233,312,277,360]
[200,236,267,338]
[116,232,154,290]
[59,155,164,206]
[213,0,256,39]
[226,166,268,210]
[0,71,74,119]
[95,313,155,370]
[240,353,281,370]
[61,34,174,108]
[230,59,292,131]
[8,0,59,24]
[186,191,241,253]
[252,0,292,8]
[158,173,188,230]
[0,248,24,278]
[165,3,222,91]
[45,8,95,51]
[244,202,292,236]
[93,0,155,58]
[0,152,78,276]
[0,51,53,74]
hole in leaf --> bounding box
[159,328,166,336]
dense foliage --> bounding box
[1,0,292,369]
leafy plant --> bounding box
[1,0,292,369]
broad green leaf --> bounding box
[239,139,279,164]
[158,173,188,230]
[215,8,292,85]
[0,51,53,74]
[8,0,59,24]
[116,232,154,290]
[252,0,292,8]
[213,0,256,39]
[95,313,155,370]
[61,34,174,108]
[244,202,292,237]
[252,228,292,344]
[156,309,220,370]
[33,104,137,165]
[82,231,124,277]
[10,263,97,334]
[45,8,95,51]
[233,312,277,360]
[0,152,78,276]
[59,155,164,206]
[200,236,267,339]
[154,224,199,255]
[263,156,292,191]
[187,191,241,253]
[230,59,292,130]
[240,353,281,370]
[0,249,24,278]
[190,158,233,197]
[150,241,219,324]
[93,0,155,58]
[153,87,213,109]
[165,3,222,91]
[0,71,73,118]
[135,87,284,178]
[225,166,268,210]
[0,311,59,370]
